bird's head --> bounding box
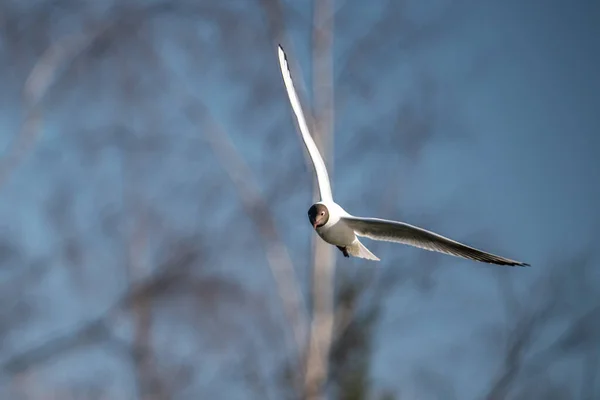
[308,204,329,229]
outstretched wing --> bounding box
[341,216,529,267]
[277,45,333,202]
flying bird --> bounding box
[277,45,529,267]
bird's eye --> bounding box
[320,212,324,216]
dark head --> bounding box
[308,204,329,229]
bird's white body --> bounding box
[315,200,380,260]
[277,45,529,267]
[316,222,355,247]
[312,200,370,251]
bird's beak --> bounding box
[312,222,318,229]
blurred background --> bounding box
[1,0,599,399]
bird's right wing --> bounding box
[341,216,530,267]
[277,45,333,202]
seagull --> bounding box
[277,45,529,267]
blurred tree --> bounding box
[1,1,597,400]
[482,253,600,400]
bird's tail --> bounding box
[347,239,380,261]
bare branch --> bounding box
[303,2,336,399]
[2,318,110,375]
[486,255,600,400]
[0,21,110,191]
[183,98,308,361]
[1,241,205,375]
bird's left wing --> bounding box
[277,45,333,202]
[341,216,529,267]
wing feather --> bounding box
[342,216,529,267]
[277,45,333,202]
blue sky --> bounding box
[0,0,599,398]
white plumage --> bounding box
[277,45,529,267]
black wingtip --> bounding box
[278,44,288,60]
[489,259,530,267]
[511,261,530,267]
